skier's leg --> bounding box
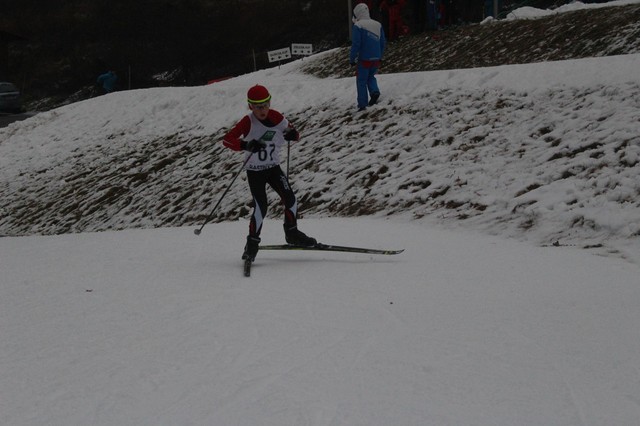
[267,166,316,246]
[243,170,268,260]
[266,166,297,229]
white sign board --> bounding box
[267,48,292,63]
[291,43,313,56]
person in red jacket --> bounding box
[380,0,406,40]
[222,84,316,262]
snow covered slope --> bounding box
[1,52,639,262]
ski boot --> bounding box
[284,225,317,247]
[242,235,261,262]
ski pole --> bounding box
[286,140,291,178]
[194,153,253,236]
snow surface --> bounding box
[1,3,640,425]
[2,219,640,426]
[504,0,640,20]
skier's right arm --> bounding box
[222,116,252,151]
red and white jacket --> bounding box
[222,110,298,171]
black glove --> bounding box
[283,127,299,142]
[243,139,266,153]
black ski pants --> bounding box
[246,165,297,237]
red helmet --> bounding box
[247,85,271,104]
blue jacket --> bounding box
[97,71,118,92]
[350,4,386,63]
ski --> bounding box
[259,243,404,255]
[243,258,252,277]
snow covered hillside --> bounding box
[1,2,639,262]
[1,52,639,261]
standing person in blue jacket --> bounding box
[97,70,118,93]
[350,2,386,111]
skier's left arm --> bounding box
[275,114,299,142]
[283,124,300,142]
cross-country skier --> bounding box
[222,84,317,262]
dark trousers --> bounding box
[246,166,297,237]
[356,63,380,109]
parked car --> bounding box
[0,82,22,113]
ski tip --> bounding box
[375,249,404,255]
[388,249,404,254]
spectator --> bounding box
[426,0,438,31]
[439,0,447,27]
[412,0,426,33]
[379,0,390,38]
[380,0,407,41]
[97,70,118,93]
[443,0,457,27]
[350,2,386,111]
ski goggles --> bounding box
[250,101,270,110]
